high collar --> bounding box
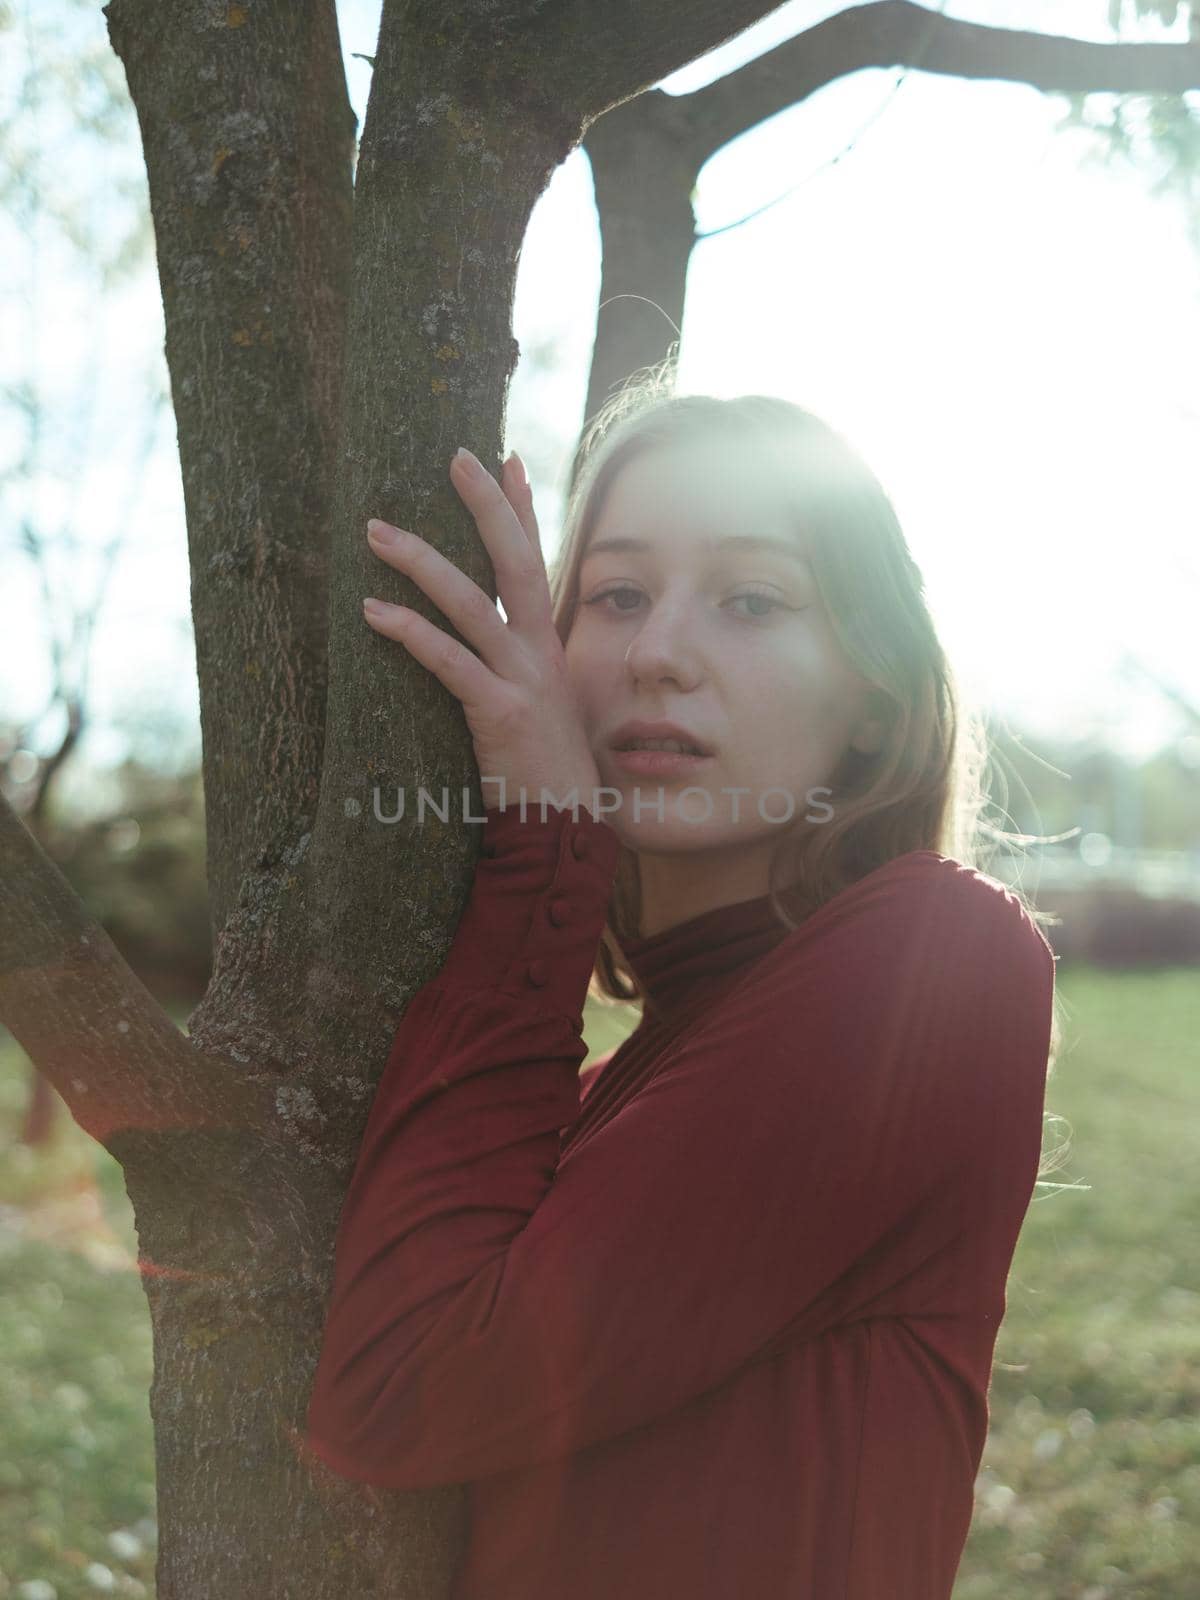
[620,888,798,1024]
[619,851,946,1023]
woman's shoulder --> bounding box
[753,846,1055,1001]
[900,851,1056,969]
[670,844,1057,1130]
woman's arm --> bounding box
[305,796,620,1476]
[305,824,1055,1490]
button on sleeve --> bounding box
[430,800,623,1028]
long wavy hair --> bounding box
[548,358,1070,1189]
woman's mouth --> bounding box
[608,747,715,779]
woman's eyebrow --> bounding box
[582,534,812,567]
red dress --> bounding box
[305,801,1055,1598]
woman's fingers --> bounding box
[363,447,551,720]
[503,452,547,579]
[451,449,552,634]
[362,597,497,712]
[366,520,520,676]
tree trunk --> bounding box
[579,92,702,436]
[106,0,352,950]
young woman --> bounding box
[306,384,1061,1599]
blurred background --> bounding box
[1,1,1197,1596]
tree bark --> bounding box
[0,788,271,1147]
[105,0,354,955]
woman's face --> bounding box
[563,439,886,869]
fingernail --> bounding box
[454,446,483,478]
[508,451,528,490]
[367,519,401,544]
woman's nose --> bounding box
[622,600,704,692]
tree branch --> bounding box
[0,788,275,1152]
[409,0,801,129]
[103,0,356,942]
[573,1,1200,410]
[679,1,1200,165]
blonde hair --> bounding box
[550,357,1070,1189]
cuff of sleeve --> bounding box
[431,798,623,1024]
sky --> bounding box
[2,0,1198,790]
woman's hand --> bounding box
[362,448,602,815]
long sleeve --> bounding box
[305,798,622,1474]
[305,845,1055,1492]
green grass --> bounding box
[0,1047,157,1597]
[0,967,1195,1597]
[958,965,1199,1600]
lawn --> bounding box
[0,965,1195,1598]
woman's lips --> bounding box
[608,749,716,779]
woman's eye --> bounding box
[725,588,791,620]
[581,585,644,613]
